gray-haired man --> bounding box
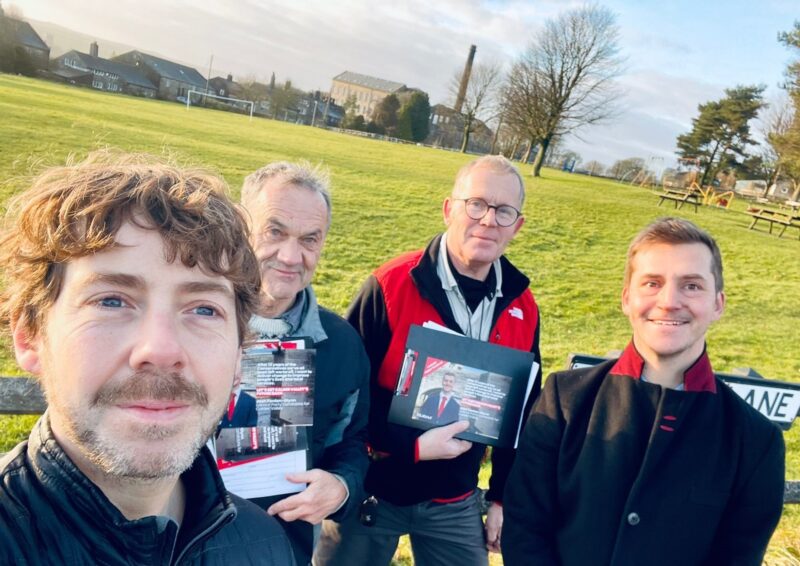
[239,162,370,566]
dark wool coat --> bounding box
[503,344,785,566]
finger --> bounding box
[284,471,315,484]
[277,506,306,522]
[447,420,470,433]
[267,493,303,516]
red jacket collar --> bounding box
[609,342,717,393]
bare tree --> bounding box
[761,95,797,186]
[503,5,624,176]
[449,62,502,153]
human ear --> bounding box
[712,291,726,321]
[621,286,631,316]
[12,322,43,375]
[442,197,453,226]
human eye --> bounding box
[465,198,486,213]
[496,205,517,223]
[301,235,319,247]
[265,226,285,240]
[95,295,128,309]
[192,305,218,317]
[684,282,703,292]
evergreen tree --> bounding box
[676,85,765,186]
[396,92,431,142]
[372,94,400,136]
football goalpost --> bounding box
[186,89,254,121]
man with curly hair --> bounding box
[0,151,294,565]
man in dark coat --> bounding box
[240,161,370,566]
[503,217,785,566]
[0,152,294,565]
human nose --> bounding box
[129,310,187,371]
[656,283,681,309]
[275,238,303,266]
[479,206,499,227]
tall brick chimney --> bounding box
[454,44,476,114]
[90,41,98,57]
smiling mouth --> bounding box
[649,320,688,326]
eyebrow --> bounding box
[264,217,324,239]
[80,273,233,298]
[638,273,710,281]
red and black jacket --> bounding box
[346,234,542,506]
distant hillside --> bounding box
[27,18,202,72]
[27,18,139,60]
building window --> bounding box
[92,79,102,89]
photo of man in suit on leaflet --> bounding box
[417,371,461,425]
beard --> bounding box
[54,369,224,481]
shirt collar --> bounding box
[437,232,503,296]
[609,341,717,393]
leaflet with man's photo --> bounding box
[239,347,315,427]
[388,324,539,449]
[214,340,315,498]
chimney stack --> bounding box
[227,73,233,82]
[90,41,98,57]
[454,44,476,114]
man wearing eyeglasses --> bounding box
[315,156,542,566]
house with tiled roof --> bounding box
[208,74,243,99]
[0,13,49,69]
[113,50,206,101]
[331,71,406,118]
[54,45,156,98]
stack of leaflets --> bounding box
[214,339,315,499]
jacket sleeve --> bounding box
[704,421,786,565]
[486,310,543,502]
[346,274,423,465]
[501,372,562,566]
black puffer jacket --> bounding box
[0,415,295,565]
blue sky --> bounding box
[11,0,799,170]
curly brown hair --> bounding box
[0,150,261,343]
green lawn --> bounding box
[1,74,798,563]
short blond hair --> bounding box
[624,217,724,292]
[453,155,525,208]
[0,150,261,343]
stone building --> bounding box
[113,50,206,101]
[53,46,156,98]
[331,71,405,118]
[0,14,49,70]
[426,104,494,153]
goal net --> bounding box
[186,89,254,120]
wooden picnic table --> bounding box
[745,206,800,239]
[657,188,701,212]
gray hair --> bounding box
[241,161,332,225]
[453,155,525,208]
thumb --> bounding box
[442,420,470,435]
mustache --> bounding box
[93,370,209,407]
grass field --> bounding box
[0,74,798,563]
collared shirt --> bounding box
[436,231,503,341]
